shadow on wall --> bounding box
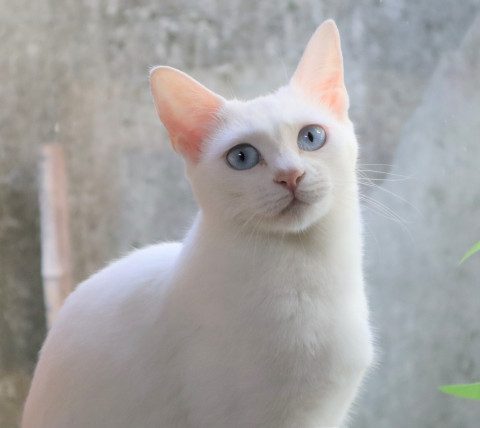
[356,15,480,428]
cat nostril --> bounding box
[296,172,306,184]
[274,169,305,192]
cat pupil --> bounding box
[308,131,314,142]
[226,144,259,170]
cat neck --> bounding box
[184,189,363,280]
[175,195,363,305]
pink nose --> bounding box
[274,169,305,193]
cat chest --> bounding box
[243,304,372,419]
[189,285,372,383]
[179,292,372,427]
[262,295,372,373]
[182,261,371,369]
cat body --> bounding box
[23,20,373,428]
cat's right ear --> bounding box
[150,66,224,162]
[291,20,349,121]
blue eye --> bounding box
[226,144,260,170]
[298,125,327,151]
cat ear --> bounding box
[291,20,349,121]
[150,66,224,162]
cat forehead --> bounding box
[206,86,337,157]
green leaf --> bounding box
[439,382,480,400]
[459,240,480,264]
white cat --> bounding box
[22,20,373,428]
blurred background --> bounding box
[1,0,479,426]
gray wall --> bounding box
[1,1,479,426]
[356,16,480,427]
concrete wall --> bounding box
[356,16,480,427]
[1,1,479,426]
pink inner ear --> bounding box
[295,65,349,120]
[168,100,223,161]
[294,70,348,121]
[291,20,349,121]
[151,67,224,162]
[312,76,348,120]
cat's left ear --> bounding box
[291,20,349,121]
[150,66,224,162]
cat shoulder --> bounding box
[50,241,183,335]
[23,242,183,428]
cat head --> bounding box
[151,20,358,234]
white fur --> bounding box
[23,29,373,428]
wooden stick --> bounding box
[39,144,73,327]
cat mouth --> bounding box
[279,197,307,216]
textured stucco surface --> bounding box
[1,1,480,426]
[355,16,480,427]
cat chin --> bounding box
[255,197,332,234]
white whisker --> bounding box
[358,180,421,215]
